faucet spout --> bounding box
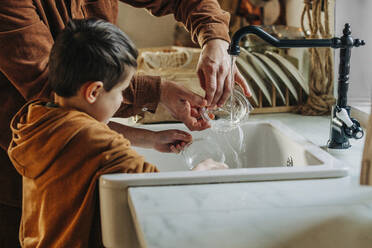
[228,24,365,149]
[228,25,341,56]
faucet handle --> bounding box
[334,107,364,140]
[353,39,365,47]
[346,118,364,140]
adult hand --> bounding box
[160,80,210,131]
[152,129,192,153]
[197,39,251,107]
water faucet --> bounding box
[228,23,365,149]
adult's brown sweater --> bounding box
[8,100,158,247]
[0,0,230,207]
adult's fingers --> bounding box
[217,73,233,107]
[179,101,210,131]
[190,107,199,117]
[183,118,199,131]
[197,67,217,106]
[211,66,229,107]
[197,69,206,92]
[184,116,211,131]
[180,84,207,108]
[235,68,251,97]
[169,145,179,153]
[176,101,198,130]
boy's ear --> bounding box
[82,81,104,103]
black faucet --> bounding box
[228,23,365,149]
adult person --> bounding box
[0,1,250,246]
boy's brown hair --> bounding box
[49,18,138,97]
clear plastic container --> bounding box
[201,88,253,132]
[181,136,225,170]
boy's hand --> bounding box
[192,158,229,171]
[160,81,210,131]
[153,129,192,153]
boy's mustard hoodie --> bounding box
[8,99,158,248]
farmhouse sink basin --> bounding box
[99,120,347,248]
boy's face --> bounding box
[92,68,135,124]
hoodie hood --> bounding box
[8,99,94,179]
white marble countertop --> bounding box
[128,113,372,248]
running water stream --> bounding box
[212,55,245,168]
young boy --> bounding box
[7,19,227,248]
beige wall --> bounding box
[116,2,177,48]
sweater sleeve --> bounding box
[100,130,159,173]
[115,74,161,118]
[120,0,231,47]
[0,0,53,101]
[76,121,159,173]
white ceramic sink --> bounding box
[134,121,336,172]
[99,120,347,248]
